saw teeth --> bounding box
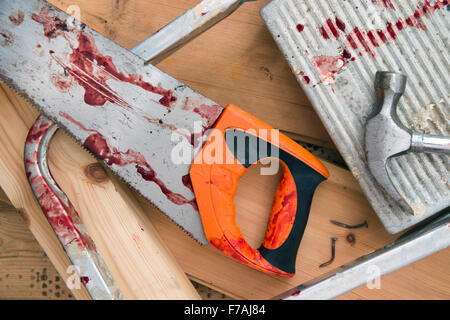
[0,77,205,246]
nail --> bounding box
[319,237,337,268]
[330,220,368,229]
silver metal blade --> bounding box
[0,0,225,244]
[131,0,245,64]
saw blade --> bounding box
[0,0,226,244]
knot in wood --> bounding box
[84,163,109,183]
[346,233,356,245]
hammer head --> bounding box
[365,71,412,212]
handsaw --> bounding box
[0,0,329,277]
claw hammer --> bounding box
[365,71,450,214]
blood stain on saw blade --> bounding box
[31,6,176,108]
[8,10,25,26]
[0,30,14,46]
[29,6,223,146]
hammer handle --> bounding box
[411,133,450,155]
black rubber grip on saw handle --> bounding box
[226,129,327,275]
[257,147,327,274]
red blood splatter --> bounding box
[319,19,336,39]
[31,7,69,39]
[209,235,290,277]
[372,0,395,10]
[299,71,310,85]
[26,120,53,143]
[143,116,181,135]
[345,27,377,57]
[296,24,304,32]
[263,190,297,248]
[132,233,142,248]
[201,12,208,16]
[58,112,197,209]
[292,290,301,297]
[32,8,176,109]
[69,32,176,108]
[193,104,223,128]
[182,174,194,192]
[41,198,84,245]
[188,104,222,148]
[26,117,96,252]
[319,17,345,39]
[33,182,92,250]
[405,16,426,30]
[80,276,90,285]
[0,31,13,46]
[135,165,198,210]
[187,105,223,148]
[312,55,346,84]
[345,1,447,57]
[87,133,197,210]
[9,10,24,26]
[188,131,203,149]
[335,17,346,32]
[58,111,97,134]
[302,75,310,84]
[148,105,221,148]
[341,49,352,60]
[51,72,73,93]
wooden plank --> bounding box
[1,189,449,300]
[45,0,334,148]
[0,203,75,300]
[0,85,90,300]
[0,85,448,299]
[0,0,448,300]
[0,84,199,300]
[0,80,364,299]
[0,201,220,300]
[47,135,200,300]
[337,249,450,300]
[0,83,418,299]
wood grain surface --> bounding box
[0,84,200,300]
[0,0,448,300]
[0,189,219,300]
[1,187,449,300]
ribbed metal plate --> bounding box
[261,0,449,233]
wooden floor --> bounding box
[1,184,449,300]
[0,188,228,300]
[0,0,448,300]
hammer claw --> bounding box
[365,71,450,216]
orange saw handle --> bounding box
[190,104,329,277]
